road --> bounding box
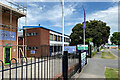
[109,49,119,57]
[73,49,118,78]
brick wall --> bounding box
[23,27,50,57]
[0,10,18,64]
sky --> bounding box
[1,0,118,43]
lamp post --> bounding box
[62,0,64,55]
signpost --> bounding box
[31,50,35,54]
[77,45,88,50]
[64,46,76,53]
[0,30,15,41]
[81,51,86,68]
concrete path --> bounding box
[73,49,118,78]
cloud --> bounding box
[19,3,76,27]
[4,0,120,2]
[87,5,118,43]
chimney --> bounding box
[39,24,40,26]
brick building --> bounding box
[22,26,70,57]
[0,2,26,65]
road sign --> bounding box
[31,50,35,54]
[77,45,88,50]
[0,30,15,41]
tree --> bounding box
[110,32,120,45]
[70,20,110,47]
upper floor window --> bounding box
[25,32,38,36]
[33,32,38,36]
[50,34,53,41]
[60,36,62,42]
[58,36,60,41]
[27,47,38,50]
[54,35,57,41]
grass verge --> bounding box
[105,68,119,80]
[101,51,117,59]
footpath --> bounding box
[72,49,118,79]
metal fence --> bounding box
[0,46,87,79]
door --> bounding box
[4,47,12,64]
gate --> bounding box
[0,45,87,79]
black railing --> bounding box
[0,45,87,80]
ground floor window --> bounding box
[50,46,62,53]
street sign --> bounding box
[31,50,35,54]
[64,46,76,53]
[81,51,86,68]
[77,45,88,50]
[0,30,15,41]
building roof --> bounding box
[23,26,70,37]
[0,2,26,17]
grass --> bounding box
[101,51,117,59]
[105,68,119,80]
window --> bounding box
[50,46,53,52]
[27,47,38,50]
[50,34,53,41]
[31,33,34,36]
[34,47,38,50]
[25,33,28,36]
[58,36,60,41]
[25,32,38,36]
[64,38,66,42]
[31,47,34,50]
[54,46,57,52]
[60,36,62,42]
[58,46,61,52]
[33,32,38,36]
[54,35,57,41]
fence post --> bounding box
[34,57,36,80]
[85,50,87,65]
[90,45,92,58]
[62,51,68,80]
[21,57,23,80]
[78,50,81,73]
[11,58,17,80]
[25,57,28,80]
[9,61,11,80]
[0,60,4,80]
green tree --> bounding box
[70,20,110,47]
[110,32,120,45]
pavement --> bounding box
[73,49,118,78]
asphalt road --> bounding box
[73,49,118,78]
[109,49,119,57]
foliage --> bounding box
[70,20,110,47]
[110,32,120,45]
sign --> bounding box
[0,30,15,41]
[64,46,76,53]
[31,50,35,54]
[81,52,86,68]
[77,45,88,50]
